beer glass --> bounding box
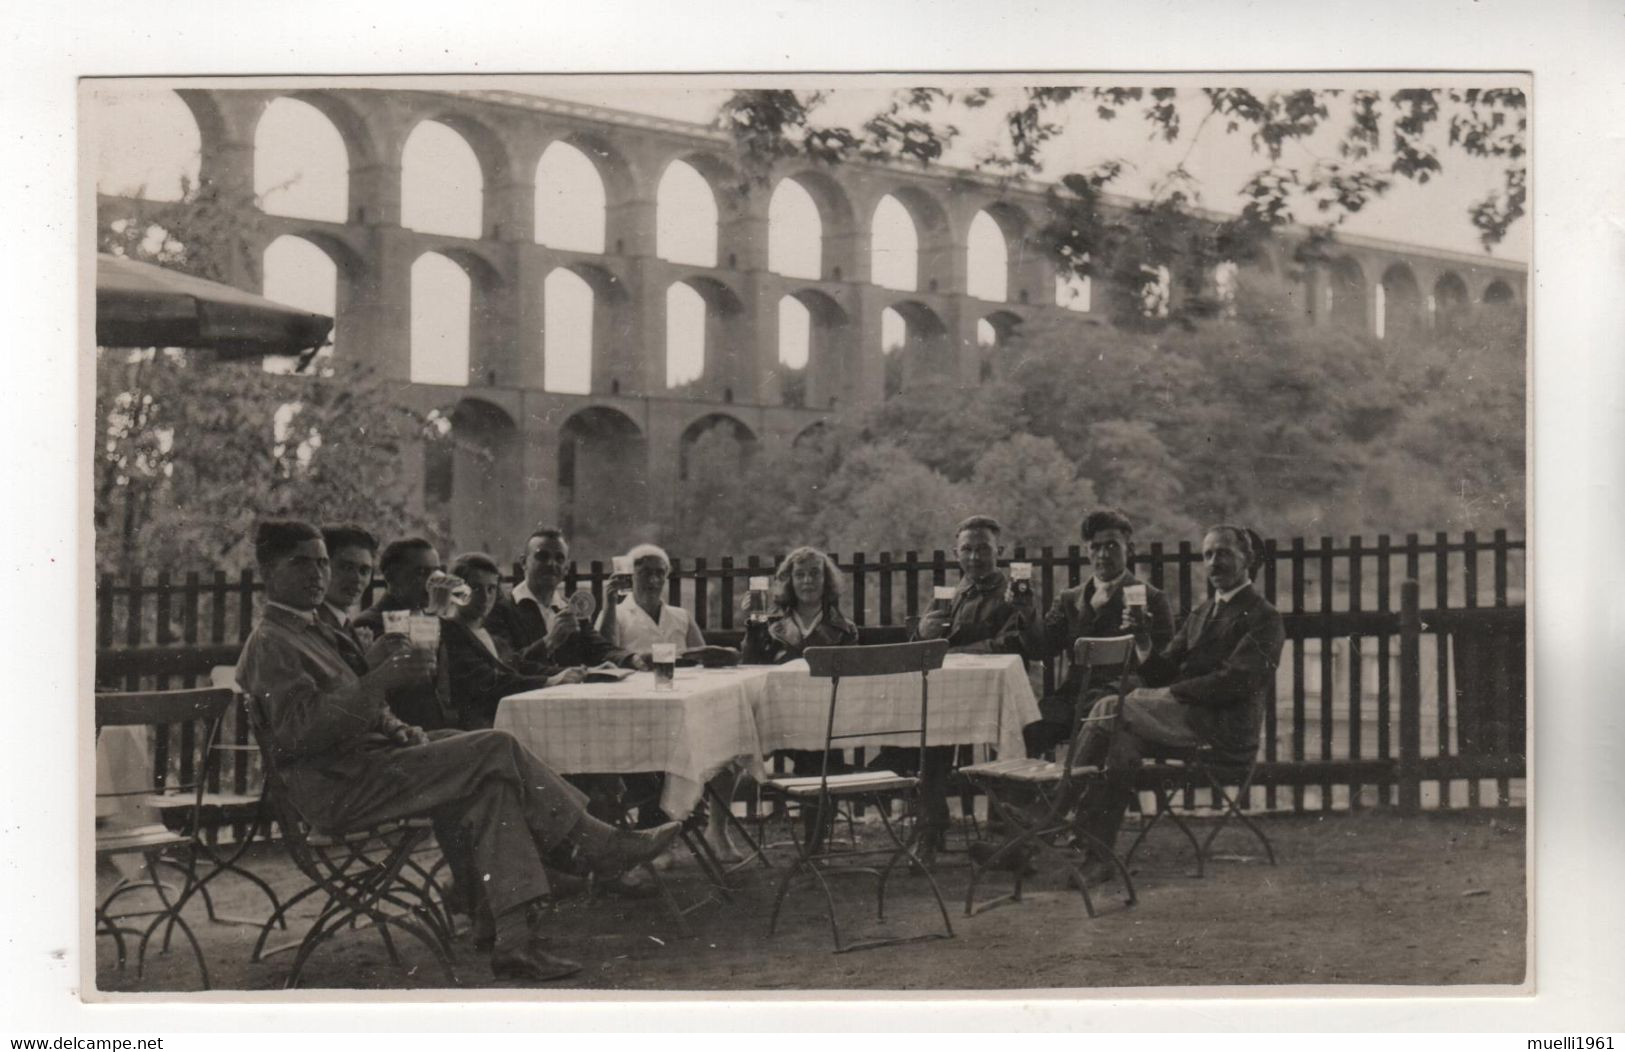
[1009,561,1034,601]
[746,575,772,622]
[652,642,677,691]
[610,555,634,595]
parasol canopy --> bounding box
[95,252,333,360]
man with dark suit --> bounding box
[346,535,456,731]
[441,552,585,729]
[912,515,1028,654]
[1070,524,1285,883]
[236,520,679,982]
[321,524,492,918]
[484,527,629,670]
[352,536,441,634]
[1015,509,1176,757]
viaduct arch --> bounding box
[108,86,1529,558]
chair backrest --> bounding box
[1071,635,1135,689]
[238,691,319,841]
[95,687,232,733]
[94,688,233,808]
[803,638,948,679]
[801,639,950,783]
[1062,636,1136,768]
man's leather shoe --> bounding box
[584,821,682,877]
[490,944,583,983]
[968,840,1038,877]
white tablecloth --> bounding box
[494,654,1041,818]
[755,654,1040,760]
[496,668,770,819]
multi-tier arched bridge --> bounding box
[97,87,1527,558]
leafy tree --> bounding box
[1080,419,1198,541]
[965,434,1097,550]
[96,181,452,575]
[812,443,970,555]
[719,87,1526,328]
[863,376,1027,481]
[670,424,851,557]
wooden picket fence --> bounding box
[96,530,1527,817]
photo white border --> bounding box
[7,0,1622,1034]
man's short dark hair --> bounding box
[526,526,567,549]
[1081,508,1135,542]
[954,515,1002,538]
[379,536,436,575]
[451,552,502,580]
[254,519,321,567]
[1205,524,1254,562]
[321,523,378,556]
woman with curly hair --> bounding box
[742,546,860,664]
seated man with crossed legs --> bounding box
[237,520,679,982]
[1068,524,1284,886]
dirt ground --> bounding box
[94,808,1526,995]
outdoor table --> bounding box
[495,666,771,820]
[493,653,1042,820]
[754,653,1039,760]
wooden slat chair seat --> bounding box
[762,639,955,953]
[95,687,234,990]
[242,695,457,988]
[962,757,1106,783]
[962,636,1139,919]
[1125,745,1276,877]
[768,771,919,795]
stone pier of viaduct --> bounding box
[101,87,1528,560]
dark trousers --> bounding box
[290,729,589,917]
[869,745,954,843]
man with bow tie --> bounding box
[1015,509,1176,758]
[1069,524,1285,883]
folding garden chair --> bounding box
[95,687,233,989]
[242,694,458,988]
[762,639,955,953]
[961,636,1139,917]
[131,666,286,930]
[1125,742,1276,877]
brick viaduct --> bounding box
[108,87,1529,559]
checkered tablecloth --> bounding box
[755,653,1039,760]
[493,654,1041,818]
[495,668,771,818]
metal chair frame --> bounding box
[242,695,458,988]
[962,636,1139,917]
[1125,746,1277,877]
[762,639,955,953]
[95,687,234,989]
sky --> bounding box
[90,80,1529,386]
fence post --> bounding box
[1398,579,1422,815]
